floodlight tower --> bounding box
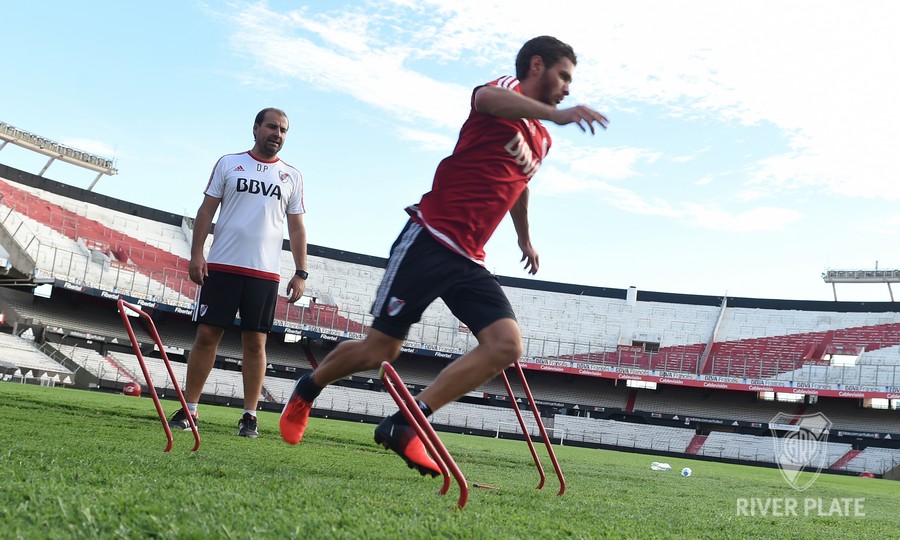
[822,265,900,301]
[0,122,117,190]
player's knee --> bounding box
[337,336,402,371]
[488,336,523,368]
[366,344,402,369]
[506,340,524,364]
[194,325,224,349]
[242,340,265,357]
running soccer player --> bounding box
[168,108,308,439]
[280,36,607,474]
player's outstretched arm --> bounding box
[474,86,608,134]
[549,105,609,134]
[475,86,554,121]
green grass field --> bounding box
[1,384,897,539]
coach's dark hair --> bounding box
[515,36,577,80]
[254,107,288,127]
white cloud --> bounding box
[226,3,470,129]
[734,189,768,202]
[395,127,455,153]
[557,144,660,182]
[683,203,805,232]
[576,2,900,199]
[222,0,900,202]
[855,213,900,236]
[670,154,696,164]
[534,164,681,217]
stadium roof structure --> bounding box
[0,121,117,191]
[822,267,900,302]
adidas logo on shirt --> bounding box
[233,165,245,172]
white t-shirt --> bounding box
[203,151,304,281]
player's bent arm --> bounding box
[509,187,531,243]
[474,85,557,120]
[191,195,220,259]
[187,195,219,285]
[286,213,308,273]
[286,213,308,303]
[474,86,609,133]
[510,188,539,274]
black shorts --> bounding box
[371,220,516,340]
[194,270,278,333]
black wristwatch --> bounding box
[295,269,308,280]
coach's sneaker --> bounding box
[168,408,198,431]
[238,412,259,438]
[280,376,314,444]
[373,416,441,478]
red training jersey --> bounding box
[407,75,551,265]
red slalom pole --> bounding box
[379,361,468,509]
[500,369,547,490]
[117,299,200,452]
[502,360,566,495]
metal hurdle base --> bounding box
[117,299,200,452]
[379,361,469,508]
[378,359,567,508]
[500,360,566,495]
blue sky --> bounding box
[3,1,900,302]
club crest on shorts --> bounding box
[769,412,832,491]
[387,297,405,317]
[199,304,208,317]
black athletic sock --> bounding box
[391,400,433,426]
[296,372,324,402]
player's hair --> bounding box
[515,36,577,80]
[254,107,288,127]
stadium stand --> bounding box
[697,432,776,462]
[0,180,193,306]
[843,447,900,474]
[553,415,696,452]
[104,350,246,401]
[51,343,134,384]
[556,343,705,373]
[803,399,900,434]
[633,386,793,423]
[1,159,898,480]
[0,330,72,381]
[0,286,153,343]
